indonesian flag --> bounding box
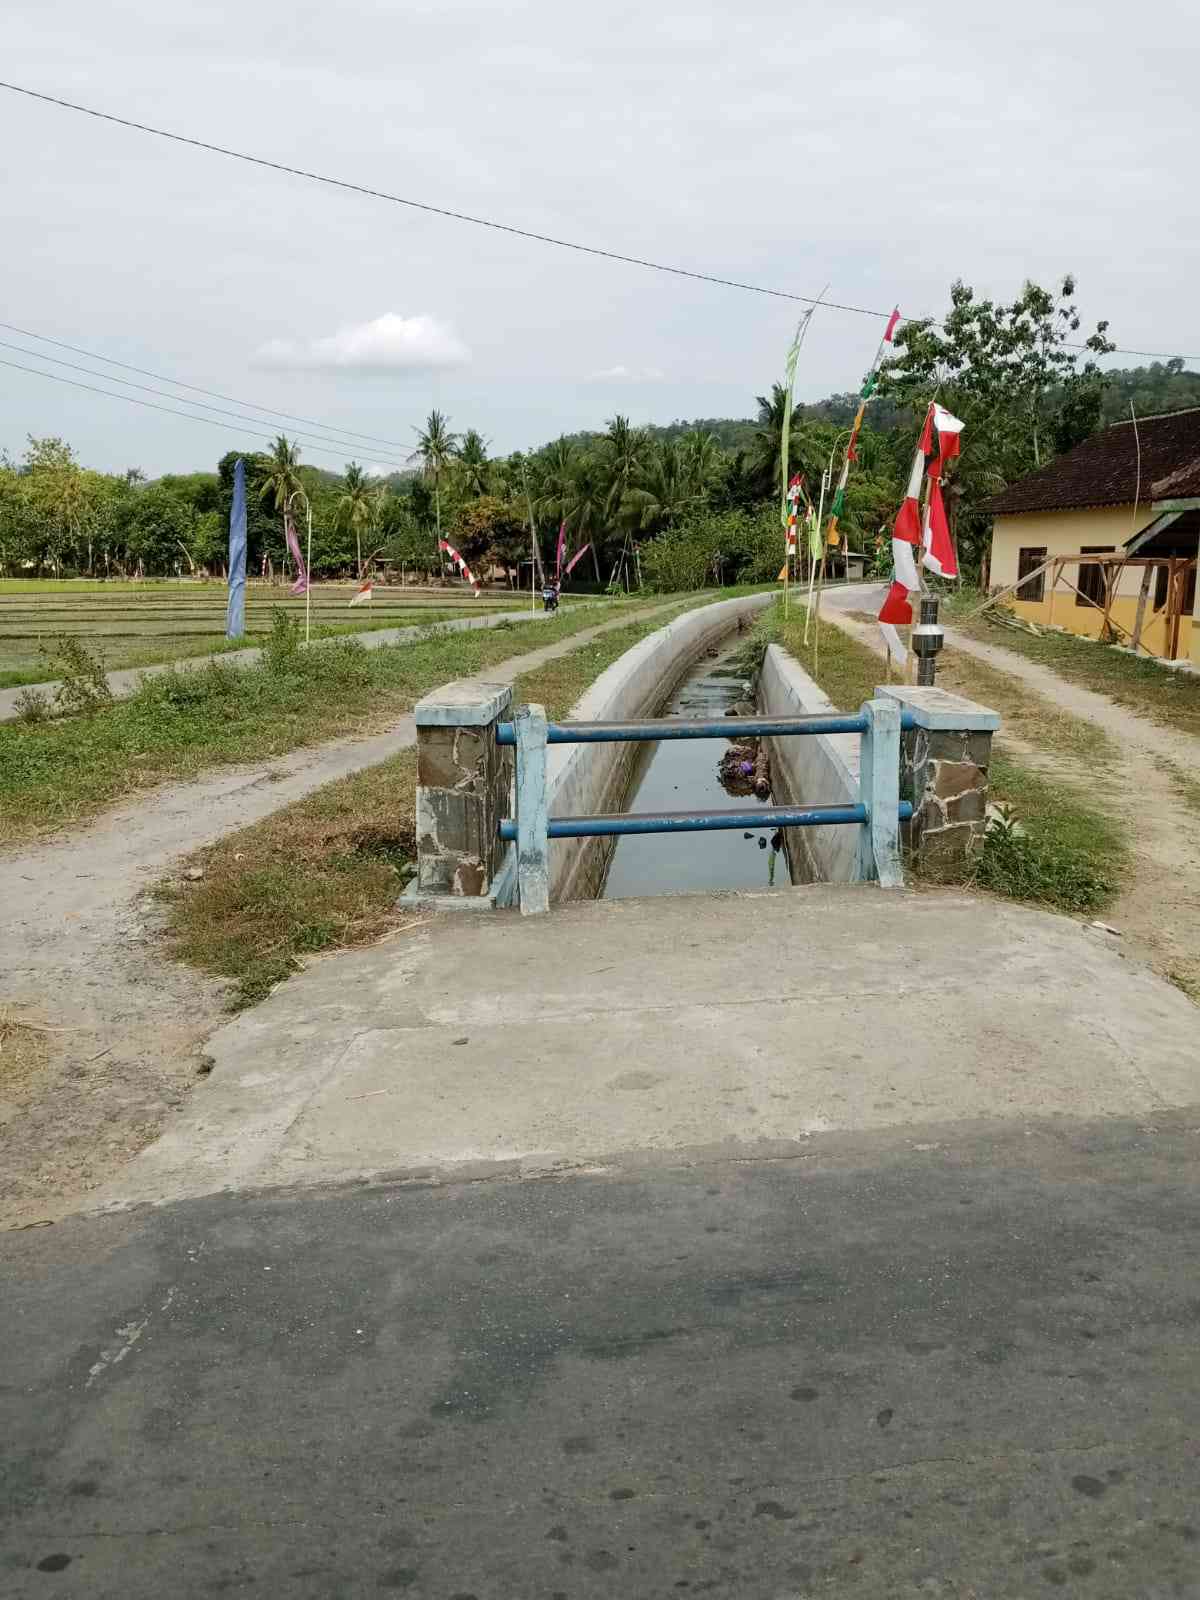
[884,307,901,342]
[349,579,373,607]
[563,543,592,578]
[877,579,912,664]
[921,405,964,578]
[438,537,480,593]
[891,443,925,589]
[554,521,567,583]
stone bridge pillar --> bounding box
[412,678,513,904]
[877,686,1000,867]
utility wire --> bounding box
[0,337,410,468]
[1,78,1195,363]
[0,354,406,470]
[0,320,410,451]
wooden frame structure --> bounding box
[976,551,1197,659]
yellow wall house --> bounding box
[986,407,1200,665]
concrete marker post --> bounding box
[857,697,903,888]
[515,702,550,916]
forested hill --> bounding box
[564,361,1200,456]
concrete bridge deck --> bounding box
[102,884,1196,1209]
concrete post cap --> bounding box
[874,684,1000,731]
[414,678,513,728]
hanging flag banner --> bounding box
[779,304,819,534]
[349,578,373,607]
[284,511,308,596]
[438,537,481,593]
[563,542,592,578]
[785,473,803,554]
[877,401,966,650]
[554,521,567,583]
[822,307,900,551]
[225,457,246,640]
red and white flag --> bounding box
[438,537,480,594]
[349,579,373,607]
[877,579,913,664]
[921,405,964,579]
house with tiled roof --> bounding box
[985,407,1200,664]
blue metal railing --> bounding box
[496,710,916,745]
[500,698,907,914]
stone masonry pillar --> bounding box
[876,685,1000,868]
[413,678,514,900]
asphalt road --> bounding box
[4,1111,1200,1599]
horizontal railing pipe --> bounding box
[499,801,914,841]
[495,710,917,746]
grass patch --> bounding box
[945,592,1200,740]
[759,600,1126,916]
[0,598,666,842]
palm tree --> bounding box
[336,462,375,576]
[620,441,700,534]
[750,383,802,500]
[258,435,305,568]
[533,438,577,533]
[456,429,490,497]
[410,410,460,556]
[599,414,648,523]
[678,429,721,499]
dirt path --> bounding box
[0,601,686,1227]
[823,584,1200,1000]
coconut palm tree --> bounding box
[620,441,700,534]
[456,429,490,497]
[258,435,305,558]
[599,414,648,523]
[336,462,375,576]
[409,410,460,556]
[750,383,803,500]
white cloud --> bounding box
[587,364,666,383]
[255,313,469,374]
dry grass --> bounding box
[157,753,421,1009]
[0,1006,53,1096]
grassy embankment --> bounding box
[755,603,1129,916]
[0,597,660,843]
[157,592,750,1007]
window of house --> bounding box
[1016,547,1047,602]
[1076,547,1114,607]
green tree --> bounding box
[336,462,376,577]
[881,275,1115,568]
[456,429,491,497]
[410,409,460,551]
[257,435,306,570]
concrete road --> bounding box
[4,1112,1200,1598]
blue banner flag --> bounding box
[226,457,247,639]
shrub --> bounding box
[48,636,113,716]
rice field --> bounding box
[0,579,558,687]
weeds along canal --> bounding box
[601,639,783,900]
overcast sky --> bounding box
[3,0,1196,476]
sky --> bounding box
[2,0,1198,477]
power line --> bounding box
[0,353,405,470]
[0,320,411,451]
[0,337,410,468]
[1,78,1196,363]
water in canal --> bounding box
[602,641,781,900]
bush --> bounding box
[14,687,51,724]
[641,508,784,591]
[973,806,1115,914]
[48,635,113,716]
[262,608,302,673]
